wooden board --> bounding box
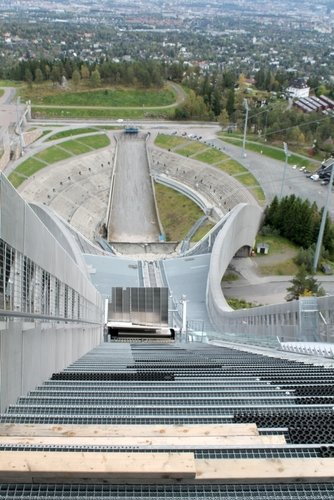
[0,434,286,447]
[0,453,333,484]
[0,423,259,438]
[0,451,196,483]
[195,458,334,483]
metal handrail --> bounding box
[0,309,103,325]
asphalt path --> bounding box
[0,87,26,148]
[108,133,161,242]
[0,88,19,133]
[223,278,334,306]
[210,137,334,218]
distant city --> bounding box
[0,0,333,80]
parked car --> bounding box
[321,263,333,275]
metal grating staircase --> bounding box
[0,342,333,497]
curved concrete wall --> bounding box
[206,202,334,345]
[206,203,263,323]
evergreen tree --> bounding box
[226,88,235,118]
[286,266,325,301]
[80,64,90,80]
[72,69,81,88]
[24,68,33,86]
[264,195,279,228]
[34,68,44,84]
[90,68,101,87]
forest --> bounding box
[5,57,334,151]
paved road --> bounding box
[0,87,26,146]
[222,256,334,305]
[223,278,334,306]
[108,133,161,242]
[210,137,333,217]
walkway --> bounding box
[211,137,334,218]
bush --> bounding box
[259,224,280,236]
[294,246,315,273]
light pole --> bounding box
[313,160,334,273]
[279,142,289,198]
[242,99,249,158]
[181,294,187,341]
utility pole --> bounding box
[313,160,334,273]
[242,98,249,158]
[280,142,289,198]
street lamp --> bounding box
[279,142,289,198]
[180,294,188,340]
[313,160,334,273]
[242,99,249,158]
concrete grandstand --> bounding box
[0,120,334,495]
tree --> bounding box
[238,73,247,90]
[218,109,230,128]
[72,69,81,88]
[44,64,51,81]
[34,68,44,84]
[90,68,101,87]
[80,64,90,80]
[210,86,222,116]
[50,65,61,85]
[226,88,235,118]
[24,68,33,87]
[285,266,325,301]
[174,90,210,120]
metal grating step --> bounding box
[0,483,334,499]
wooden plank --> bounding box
[0,434,285,447]
[0,454,333,484]
[195,458,334,483]
[0,423,259,438]
[0,451,196,484]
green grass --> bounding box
[222,271,240,282]
[250,186,266,203]
[193,148,228,164]
[26,86,176,107]
[0,80,22,87]
[255,233,299,254]
[192,221,214,242]
[8,171,29,188]
[155,134,188,149]
[235,172,261,187]
[41,130,51,137]
[46,127,99,141]
[176,143,207,157]
[226,297,259,309]
[8,157,47,187]
[9,133,110,189]
[215,159,248,176]
[35,146,72,164]
[155,134,265,204]
[32,107,173,120]
[58,140,92,155]
[254,233,299,276]
[220,135,316,169]
[95,125,121,130]
[15,157,47,176]
[154,182,206,241]
[0,89,4,98]
[76,134,110,148]
[259,259,299,276]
